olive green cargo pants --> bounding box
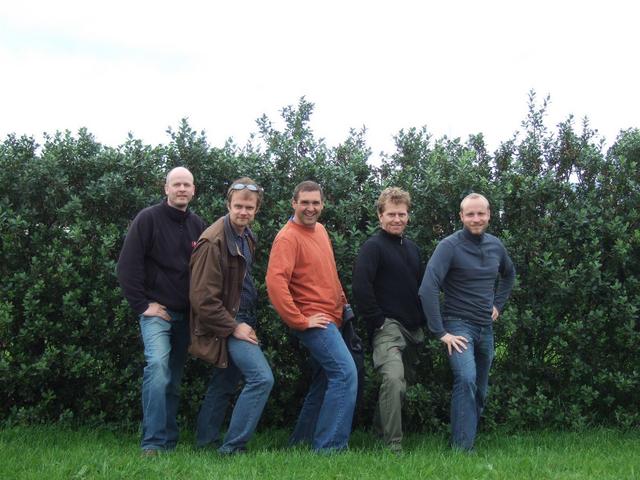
[372,318,424,447]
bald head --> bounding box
[165,167,195,211]
[166,167,194,185]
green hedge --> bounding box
[1,95,639,432]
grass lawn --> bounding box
[1,426,638,479]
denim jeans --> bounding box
[195,335,274,453]
[139,310,189,451]
[290,323,357,452]
[444,318,494,451]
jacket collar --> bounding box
[223,214,255,256]
[380,229,404,243]
[161,199,191,223]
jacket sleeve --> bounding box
[352,240,385,330]
[265,235,309,330]
[116,211,153,315]
[419,239,454,339]
[189,239,237,337]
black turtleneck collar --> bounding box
[161,199,191,223]
[380,229,404,243]
[462,227,484,244]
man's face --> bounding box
[228,190,259,233]
[460,197,490,235]
[378,201,409,236]
[165,170,195,211]
[292,190,324,227]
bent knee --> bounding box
[329,360,357,387]
[381,374,406,394]
[343,362,358,396]
[343,359,358,383]
[144,358,171,382]
[248,369,275,392]
[262,370,275,391]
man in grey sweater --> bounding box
[419,193,516,451]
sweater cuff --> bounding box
[133,300,150,316]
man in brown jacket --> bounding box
[189,177,273,455]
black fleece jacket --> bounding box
[352,230,426,338]
[117,200,206,315]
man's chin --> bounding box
[168,200,188,209]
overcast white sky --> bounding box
[1,1,638,160]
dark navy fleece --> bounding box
[352,229,425,336]
[117,200,206,315]
[419,228,516,339]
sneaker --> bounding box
[141,449,159,457]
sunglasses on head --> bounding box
[230,183,261,192]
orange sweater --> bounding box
[266,220,346,330]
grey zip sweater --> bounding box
[419,228,516,338]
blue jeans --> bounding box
[196,336,274,453]
[290,323,357,452]
[444,318,495,451]
[139,310,189,451]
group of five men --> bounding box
[116,167,515,456]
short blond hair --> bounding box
[376,187,411,214]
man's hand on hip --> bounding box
[440,333,468,356]
[307,313,331,329]
[233,322,259,345]
[143,302,170,321]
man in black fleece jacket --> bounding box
[419,193,515,451]
[352,187,425,453]
[117,167,206,455]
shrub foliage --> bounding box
[1,94,639,431]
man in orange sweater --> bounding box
[266,180,357,453]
